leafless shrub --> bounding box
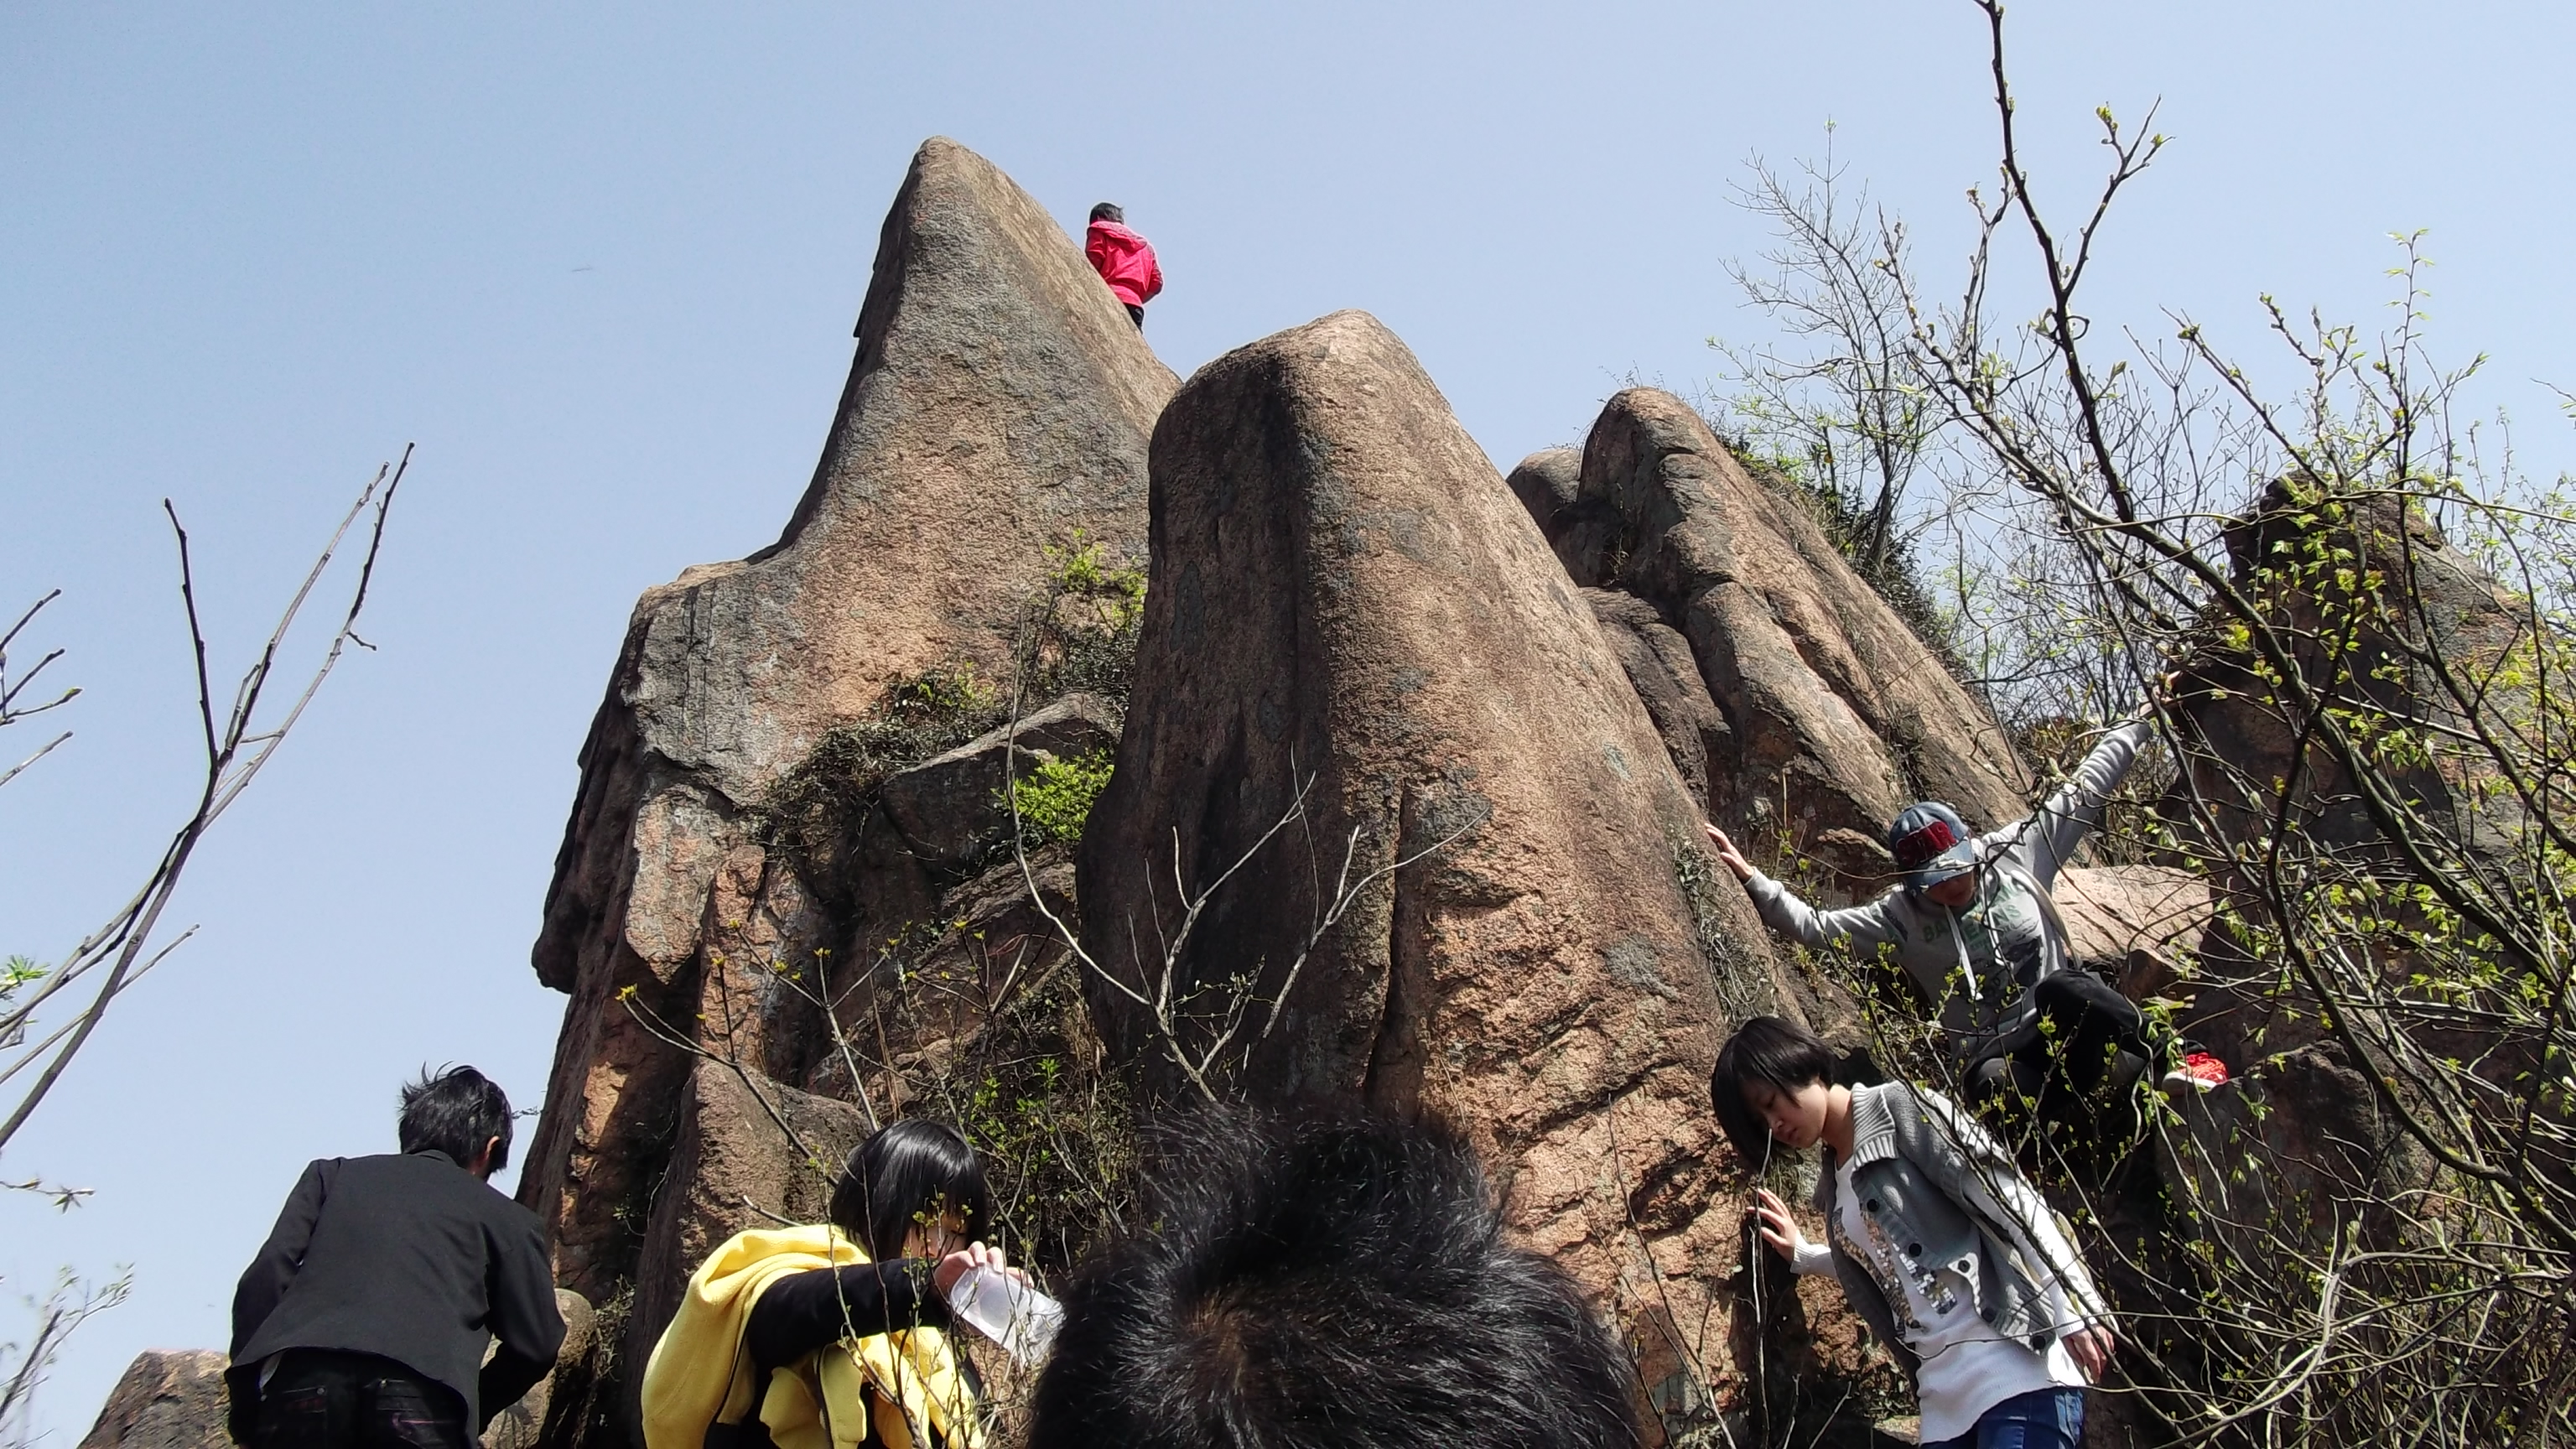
[1,453,406,1446]
[1,454,408,1155]
[0,1270,130,1449]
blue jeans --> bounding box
[1924,1388,2086,1449]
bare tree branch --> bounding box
[0,449,408,1154]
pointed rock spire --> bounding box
[1080,311,1800,1426]
[514,139,1174,1436]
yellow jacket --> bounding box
[640,1226,984,1449]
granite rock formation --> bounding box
[1503,444,1583,552]
[876,693,1121,870]
[1078,311,1815,1433]
[2153,481,2537,1248]
[77,1352,228,1449]
[2054,865,2215,1000]
[85,1294,594,1449]
[481,1292,599,1449]
[574,1067,872,1436]
[2171,477,2536,870]
[1515,390,2028,896]
[513,135,1173,1448]
[1585,588,1734,815]
[84,118,2521,1449]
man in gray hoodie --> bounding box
[1705,705,2220,1117]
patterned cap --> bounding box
[1887,801,1979,891]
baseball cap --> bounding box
[1887,801,1979,891]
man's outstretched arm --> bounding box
[1702,824,1904,953]
[2018,715,2154,883]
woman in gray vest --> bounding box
[1717,1015,2113,1448]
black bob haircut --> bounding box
[1025,1105,1640,1449]
[828,1120,992,1262]
[398,1065,514,1176]
[1088,201,1124,224]
[1710,1015,1840,1166]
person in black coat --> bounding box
[228,1067,566,1449]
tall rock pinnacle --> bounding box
[515,138,1175,1438]
[1079,311,1802,1425]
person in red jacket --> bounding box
[1084,202,1162,330]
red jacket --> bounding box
[1085,220,1163,309]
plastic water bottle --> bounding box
[945,1266,1064,1366]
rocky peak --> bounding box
[1517,387,2028,896]
[1079,310,1815,1430]
[506,136,1173,1446]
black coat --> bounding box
[228,1150,565,1436]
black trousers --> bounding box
[252,1350,471,1449]
[2025,970,2148,1095]
[1971,972,2150,1113]
[1124,303,1145,330]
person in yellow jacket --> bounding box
[641,1121,1022,1449]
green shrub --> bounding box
[1,954,44,1006]
[1043,533,1146,620]
[1032,534,1148,704]
[1004,748,1114,844]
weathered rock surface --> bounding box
[2170,478,2536,870]
[512,136,1173,1449]
[81,1311,600,1449]
[807,849,1085,1112]
[1515,444,1625,592]
[877,693,1121,868]
[2054,864,2215,999]
[79,1352,228,1449]
[479,1290,597,1449]
[2148,484,2525,1257]
[1514,393,2028,896]
[614,1065,870,1426]
[80,1296,596,1449]
[1586,588,1734,814]
[1504,444,1584,573]
[2153,483,2532,1100]
[1080,311,1807,1435]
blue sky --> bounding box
[3,2,2569,1441]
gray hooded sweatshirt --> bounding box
[1742,718,2151,1064]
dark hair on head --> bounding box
[1710,1015,1839,1166]
[1088,201,1124,224]
[398,1065,514,1176]
[1026,1105,1639,1449]
[828,1119,992,1261]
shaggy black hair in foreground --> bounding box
[397,1064,514,1176]
[1088,201,1124,223]
[1025,1105,1641,1449]
[829,1119,993,1262]
[1709,1015,1839,1166]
